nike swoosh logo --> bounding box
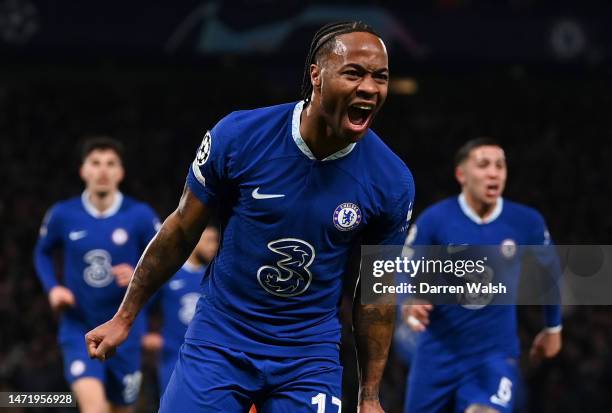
[252,187,285,200]
[447,244,469,254]
[69,230,88,241]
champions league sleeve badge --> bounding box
[196,131,212,166]
[333,202,362,231]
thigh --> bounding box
[406,365,455,413]
[160,341,259,413]
[61,334,105,385]
[456,356,518,413]
[259,357,342,413]
[105,343,143,406]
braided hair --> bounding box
[300,21,380,105]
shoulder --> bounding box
[204,102,296,166]
[49,196,81,218]
[416,197,458,224]
[503,199,546,225]
[39,197,80,233]
[362,131,411,174]
[121,196,158,218]
[359,130,415,196]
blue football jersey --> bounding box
[408,194,561,361]
[34,192,160,339]
[159,263,204,358]
[185,101,415,357]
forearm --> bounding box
[116,208,205,325]
[353,302,395,402]
[33,244,59,293]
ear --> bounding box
[79,164,86,181]
[117,165,125,184]
[310,63,322,91]
[455,165,466,186]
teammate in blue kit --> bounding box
[400,138,562,413]
[85,21,415,413]
[34,137,160,413]
[141,226,219,393]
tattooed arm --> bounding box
[86,186,210,360]
[353,281,395,413]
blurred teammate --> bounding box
[141,226,219,393]
[34,137,160,413]
[401,138,562,413]
[86,21,414,413]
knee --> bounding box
[465,404,501,413]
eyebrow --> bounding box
[474,155,506,162]
[341,63,389,73]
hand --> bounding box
[85,316,131,361]
[530,329,562,363]
[141,332,164,352]
[401,300,433,332]
[358,399,385,413]
[48,286,76,313]
[112,263,135,287]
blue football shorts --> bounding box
[406,353,518,413]
[160,340,343,413]
[59,318,143,406]
[158,349,179,396]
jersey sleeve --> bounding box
[33,205,63,293]
[363,168,415,246]
[186,114,241,206]
[408,209,439,247]
[137,203,161,252]
[529,211,562,329]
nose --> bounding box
[356,75,379,98]
[486,165,499,178]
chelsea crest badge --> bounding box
[333,202,362,231]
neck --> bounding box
[299,101,351,160]
[87,190,117,214]
[463,191,497,220]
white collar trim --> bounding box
[291,101,356,161]
[81,191,123,219]
[458,193,503,225]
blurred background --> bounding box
[1,0,611,412]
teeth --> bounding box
[353,104,373,111]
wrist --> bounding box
[114,309,136,327]
[358,384,380,402]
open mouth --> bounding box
[347,103,375,128]
[485,184,499,196]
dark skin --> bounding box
[353,284,395,413]
[301,31,389,159]
[86,31,393,413]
